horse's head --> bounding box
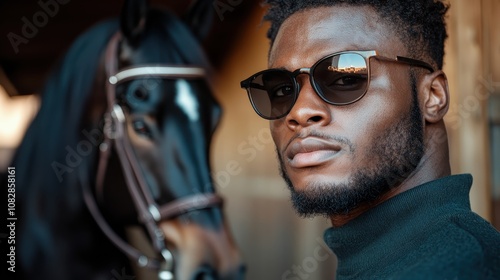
[86,2,244,279]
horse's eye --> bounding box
[132,120,151,138]
[133,87,149,101]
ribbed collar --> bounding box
[323,174,473,276]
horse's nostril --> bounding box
[193,265,218,280]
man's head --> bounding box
[241,1,451,221]
[264,0,449,70]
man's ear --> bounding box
[421,70,450,123]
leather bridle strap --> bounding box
[82,31,224,273]
[158,193,223,220]
[80,165,162,269]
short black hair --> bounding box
[263,0,449,70]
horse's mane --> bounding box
[11,18,120,278]
[12,9,211,279]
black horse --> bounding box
[10,1,244,279]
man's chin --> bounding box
[290,191,330,218]
[288,183,361,217]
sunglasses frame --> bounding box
[240,50,435,120]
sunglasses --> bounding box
[240,50,434,120]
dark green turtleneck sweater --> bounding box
[324,174,500,279]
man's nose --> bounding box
[285,75,332,129]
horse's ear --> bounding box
[183,0,214,41]
[120,0,149,44]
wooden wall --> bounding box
[444,0,500,223]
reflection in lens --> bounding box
[314,53,368,104]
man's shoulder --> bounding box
[399,210,500,279]
[385,225,500,279]
[343,212,500,280]
[446,209,500,258]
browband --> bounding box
[109,66,206,85]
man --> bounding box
[240,0,500,279]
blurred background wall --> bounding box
[0,0,498,279]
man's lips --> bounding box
[286,137,342,168]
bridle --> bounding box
[81,32,224,280]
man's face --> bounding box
[269,6,425,216]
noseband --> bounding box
[81,32,223,280]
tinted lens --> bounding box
[313,53,369,104]
[246,70,296,119]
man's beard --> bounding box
[277,77,425,218]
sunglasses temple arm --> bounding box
[396,56,435,72]
[240,80,249,88]
[375,55,435,72]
